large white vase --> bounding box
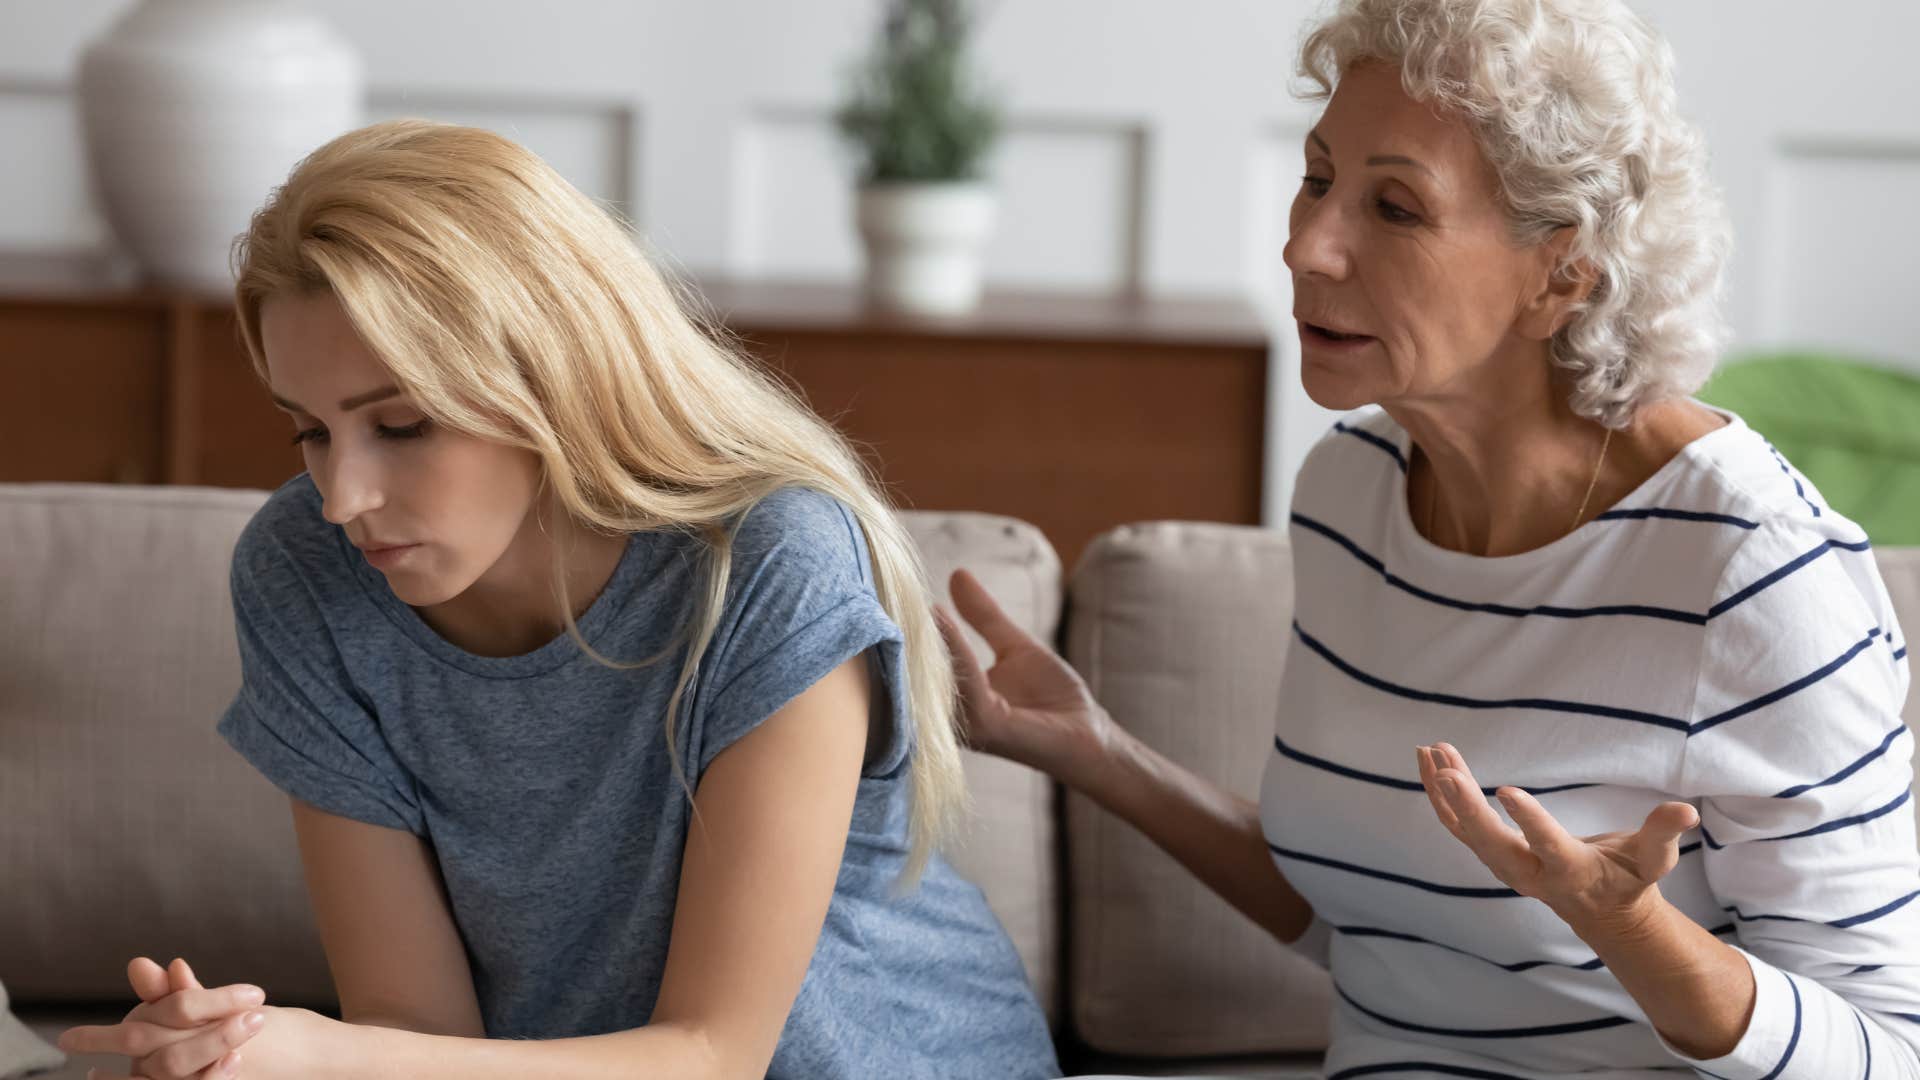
[855,181,997,316]
[77,0,364,294]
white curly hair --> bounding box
[1296,0,1732,427]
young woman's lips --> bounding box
[1299,321,1377,353]
[363,543,419,569]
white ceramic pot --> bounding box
[855,181,997,316]
[77,0,364,294]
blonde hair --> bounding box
[1297,0,1732,427]
[231,119,965,883]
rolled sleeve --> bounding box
[216,521,424,834]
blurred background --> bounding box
[3,0,1918,567]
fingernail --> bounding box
[225,1052,242,1077]
[244,1010,265,1030]
[237,984,265,1005]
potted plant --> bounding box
[836,0,1001,316]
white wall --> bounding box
[3,1,1916,518]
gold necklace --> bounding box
[1423,425,1614,545]
[1570,426,1614,530]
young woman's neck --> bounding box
[416,501,629,658]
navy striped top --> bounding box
[1260,403,1919,1078]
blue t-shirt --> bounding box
[217,474,1057,1079]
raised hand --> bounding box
[1417,741,1700,932]
[59,957,262,1079]
[935,568,1117,786]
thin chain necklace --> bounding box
[1423,425,1614,546]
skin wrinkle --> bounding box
[1288,61,1722,559]
[1302,4,1733,429]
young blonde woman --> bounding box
[56,119,1058,1080]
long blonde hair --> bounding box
[231,119,965,882]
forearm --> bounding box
[323,1016,723,1080]
[1568,892,1755,1059]
[1076,722,1314,944]
[1575,893,1920,1076]
[342,1013,478,1038]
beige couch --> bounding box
[4,482,1917,1079]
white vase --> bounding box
[855,181,997,316]
[77,0,364,294]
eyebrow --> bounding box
[1306,129,1434,176]
[269,385,403,415]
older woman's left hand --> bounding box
[1417,742,1701,935]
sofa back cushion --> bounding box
[900,511,1065,1025]
[1063,522,1331,1057]
[1063,523,1920,1059]
[0,483,329,1005]
[0,483,1065,1023]
[1875,548,1920,835]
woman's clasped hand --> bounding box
[57,957,328,1080]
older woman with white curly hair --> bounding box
[942,0,1920,1076]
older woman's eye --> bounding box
[1299,175,1332,198]
[1377,198,1419,225]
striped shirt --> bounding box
[1260,403,1920,1078]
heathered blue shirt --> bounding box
[217,474,1058,1079]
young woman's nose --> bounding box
[317,445,386,527]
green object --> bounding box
[835,0,1001,183]
[1698,351,1920,545]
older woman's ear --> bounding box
[1518,225,1600,341]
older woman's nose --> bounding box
[1283,197,1354,282]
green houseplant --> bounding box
[836,0,1002,314]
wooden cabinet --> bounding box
[1,256,1270,569]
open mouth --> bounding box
[1303,322,1374,344]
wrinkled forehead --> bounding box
[1314,61,1497,191]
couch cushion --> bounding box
[901,510,1065,1026]
[1875,547,1920,837]
[1064,522,1331,1057]
[0,483,333,1007]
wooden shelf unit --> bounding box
[0,255,1271,569]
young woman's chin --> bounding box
[379,573,440,607]
[371,551,461,604]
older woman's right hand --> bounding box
[936,568,1119,786]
